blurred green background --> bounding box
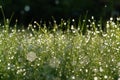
[0,0,120,25]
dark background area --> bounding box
[0,0,120,25]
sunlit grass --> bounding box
[0,17,120,80]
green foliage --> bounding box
[0,18,120,80]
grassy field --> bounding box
[0,18,120,80]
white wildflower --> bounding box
[91,16,94,19]
[118,78,120,80]
[99,67,103,72]
[110,17,113,21]
[72,19,75,22]
[72,76,75,80]
[104,75,108,79]
[26,51,37,62]
[17,69,23,74]
[8,67,10,70]
[71,25,74,30]
[94,77,98,80]
[117,17,120,21]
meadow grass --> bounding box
[0,17,120,80]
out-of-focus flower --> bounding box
[24,5,30,12]
[71,76,75,79]
[110,17,113,21]
[94,77,98,80]
[117,17,120,21]
[55,0,59,5]
[118,78,120,80]
[104,75,108,79]
[117,62,120,67]
[49,57,60,68]
[26,51,37,62]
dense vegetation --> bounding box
[0,17,120,80]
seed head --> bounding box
[26,51,37,62]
